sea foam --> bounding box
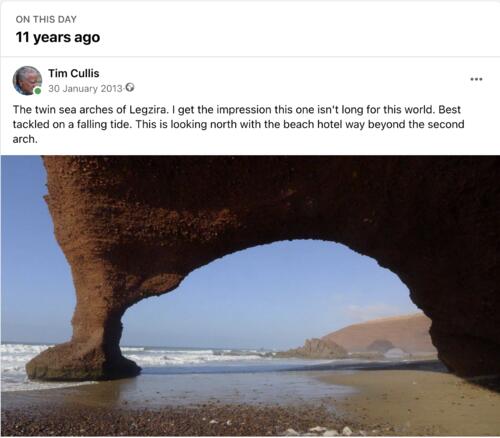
[1,343,275,392]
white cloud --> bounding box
[344,303,403,322]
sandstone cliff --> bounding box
[25,157,500,380]
[322,313,436,354]
[366,339,395,353]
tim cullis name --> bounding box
[49,68,99,78]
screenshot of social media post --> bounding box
[1,0,499,153]
[1,1,500,437]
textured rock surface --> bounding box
[277,338,348,359]
[323,313,435,353]
[26,157,500,380]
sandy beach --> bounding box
[1,401,367,437]
[317,366,500,435]
[1,368,363,436]
[2,360,500,436]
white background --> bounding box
[1,1,499,154]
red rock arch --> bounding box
[26,156,500,380]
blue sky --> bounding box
[1,156,419,349]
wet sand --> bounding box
[1,371,370,436]
[2,370,353,410]
[2,361,500,436]
[318,367,500,435]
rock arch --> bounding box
[26,156,500,380]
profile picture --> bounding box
[13,66,42,95]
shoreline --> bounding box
[2,360,499,436]
[2,367,364,436]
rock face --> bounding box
[323,313,436,354]
[26,157,500,380]
[277,338,348,359]
[366,339,395,353]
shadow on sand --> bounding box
[304,359,500,394]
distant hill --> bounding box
[322,313,436,354]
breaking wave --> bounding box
[1,343,276,392]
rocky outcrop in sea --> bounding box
[276,338,348,359]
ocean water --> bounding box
[1,342,339,393]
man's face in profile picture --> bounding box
[14,67,42,95]
[19,72,39,94]
[19,72,38,94]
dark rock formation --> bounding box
[276,338,348,359]
[26,157,500,380]
[366,339,395,353]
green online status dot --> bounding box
[34,87,41,95]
